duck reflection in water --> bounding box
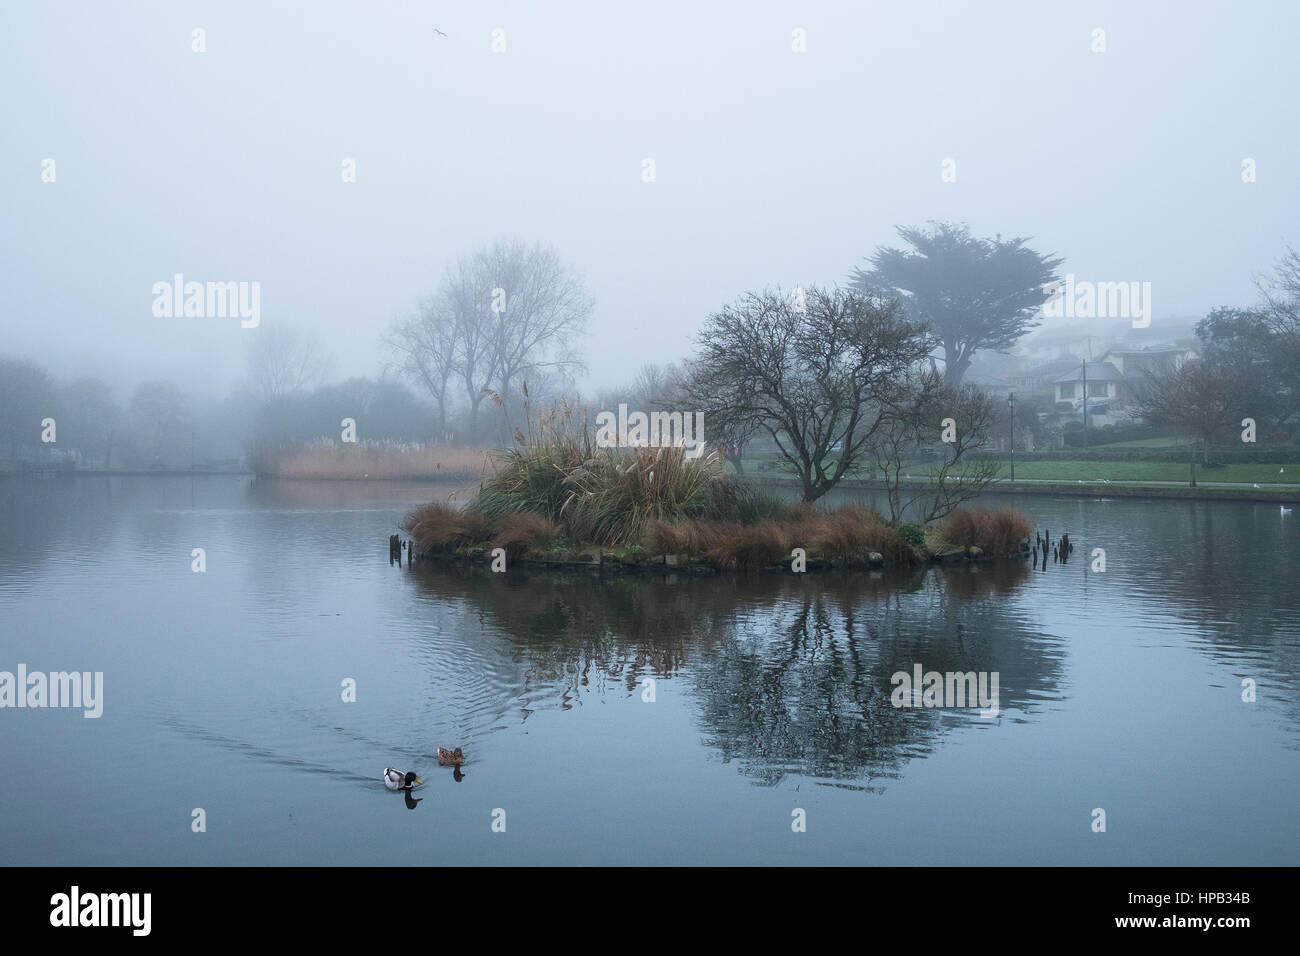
[404,791,423,810]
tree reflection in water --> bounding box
[410,561,1066,787]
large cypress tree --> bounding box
[849,222,1063,386]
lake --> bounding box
[1,475,1297,865]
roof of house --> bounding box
[1053,361,1124,384]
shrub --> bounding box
[474,403,755,547]
[562,444,727,545]
[896,523,925,548]
[473,438,589,521]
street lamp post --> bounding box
[1007,392,1017,482]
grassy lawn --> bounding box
[920,460,1298,484]
[1087,436,1191,449]
[735,456,1297,485]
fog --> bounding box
[3,0,1297,398]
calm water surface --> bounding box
[1,476,1297,865]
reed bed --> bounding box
[249,440,489,480]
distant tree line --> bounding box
[3,223,1074,497]
[0,351,448,470]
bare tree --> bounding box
[437,250,502,441]
[693,287,932,503]
[1255,245,1300,421]
[245,323,330,401]
[870,373,999,524]
[1134,360,1234,486]
[387,296,458,438]
[399,240,591,444]
[483,240,592,440]
[676,360,759,474]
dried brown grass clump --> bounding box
[648,518,700,555]
[941,509,986,550]
[456,509,494,547]
[941,507,1032,554]
[779,502,830,554]
[491,512,559,560]
[404,503,465,548]
[701,520,789,570]
[800,506,907,563]
[403,503,493,551]
[648,504,914,568]
[815,506,879,560]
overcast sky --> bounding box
[3,0,1298,397]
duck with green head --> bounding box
[383,768,422,791]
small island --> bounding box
[402,419,1035,574]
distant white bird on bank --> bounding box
[1253,483,1261,489]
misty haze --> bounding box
[2,1,1298,887]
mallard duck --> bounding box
[383,768,422,790]
[437,747,465,766]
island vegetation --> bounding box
[403,405,1032,571]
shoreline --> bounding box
[752,476,1300,504]
[406,545,1031,575]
